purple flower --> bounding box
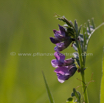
[50,25,72,51]
[50,25,66,44]
[51,52,76,83]
[51,52,65,68]
[54,37,72,52]
[51,52,74,68]
[54,65,77,83]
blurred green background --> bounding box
[0,0,104,103]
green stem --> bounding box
[81,69,89,103]
[76,40,89,103]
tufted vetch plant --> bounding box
[43,15,104,103]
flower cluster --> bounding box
[50,16,96,83]
[50,25,77,83]
[50,25,72,52]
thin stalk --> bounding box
[81,69,89,103]
[76,40,89,103]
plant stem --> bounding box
[81,70,89,103]
[76,40,89,103]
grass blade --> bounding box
[42,72,54,103]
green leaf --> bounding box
[78,25,82,35]
[73,88,81,103]
[71,93,75,97]
[87,20,91,34]
[100,52,104,103]
[55,14,74,27]
[42,72,54,103]
[66,97,75,103]
[74,20,78,36]
[91,18,95,29]
[83,26,87,48]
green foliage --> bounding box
[66,97,75,103]
[66,88,81,103]
[71,88,81,103]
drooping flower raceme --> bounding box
[50,24,77,83]
[51,52,77,83]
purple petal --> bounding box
[58,78,65,83]
[54,42,65,51]
[54,66,69,75]
[54,52,65,60]
[50,37,60,44]
[58,25,66,37]
[53,30,61,37]
[57,73,70,83]
[54,38,72,51]
[54,52,65,66]
[54,46,59,52]
[54,66,77,83]
[53,29,65,41]
[57,73,65,83]
[53,30,61,34]
[68,66,77,76]
[51,59,58,68]
[64,58,74,66]
[56,42,64,46]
